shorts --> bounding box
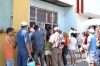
[6,59,14,66]
[82,44,88,49]
[45,50,51,55]
[87,51,97,63]
[69,50,75,58]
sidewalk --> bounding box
[43,53,89,66]
[67,53,87,64]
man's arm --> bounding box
[43,32,46,46]
[25,43,32,58]
[87,42,90,51]
[87,36,91,52]
[7,36,16,47]
[31,40,34,50]
[24,32,32,58]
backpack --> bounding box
[56,35,65,49]
[96,41,100,47]
[57,39,65,49]
[96,34,100,47]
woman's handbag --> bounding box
[96,41,100,48]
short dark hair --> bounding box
[82,32,86,36]
[59,30,62,34]
[71,33,77,38]
[70,27,74,31]
[34,25,39,30]
[6,28,14,34]
[21,26,26,28]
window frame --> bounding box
[30,6,58,28]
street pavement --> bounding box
[76,62,88,66]
[41,53,89,66]
[67,53,89,66]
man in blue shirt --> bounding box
[31,25,46,66]
[87,29,97,66]
[16,22,32,66]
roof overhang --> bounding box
[80,12,100,18]
[41,0,71,7]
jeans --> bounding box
[62,46,68,65]
[6,59,14,66]
[17,49,28,66]
[97,48,100,66]
[33,47,44,66]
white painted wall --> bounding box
[84,0,100,17]
[76,14,88,32]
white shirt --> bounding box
[29,32,34,53]
[49,32,60,48]
[68,37,77,50]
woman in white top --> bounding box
[68,33,77,66]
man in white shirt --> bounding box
[49,27,64,66]
[29,28,35,55]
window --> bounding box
[37,9,46,22]
[30,7,35,21]
[47,12,52,23]
[30,6,58,28]
[53,12,58,24]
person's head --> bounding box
[30,28,35,33]
[70,27,73,30]
[49,27,52,32]
[88,29,94,34]
[71,33,77,38]
[82,32,86,37]
[63,32,68,38]
[53,27,59,33]
[21,21,28,30]
[34,25,39,31]
[39,22,43,26]
[70,33,74,37]
[59,30,62,34]
[6,28,14,36]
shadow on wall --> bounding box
[0,33,17,66]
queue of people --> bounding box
[4,21,100,66]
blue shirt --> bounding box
[88,34,96,52]
[39,26,44,31]
[16,28,30,51]
[31,31,45,48]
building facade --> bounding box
[0,0,100,66]
[0,0,77,65]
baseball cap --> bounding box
[30,28,34,32]
[89,29,94,33]
[54,27,59,30]
[21,21,28,26]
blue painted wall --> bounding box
[0,0,12,29]
[30,0,77,32]
[64,7,77,32]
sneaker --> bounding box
[73,64,76,66]
[69,64,73,66]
